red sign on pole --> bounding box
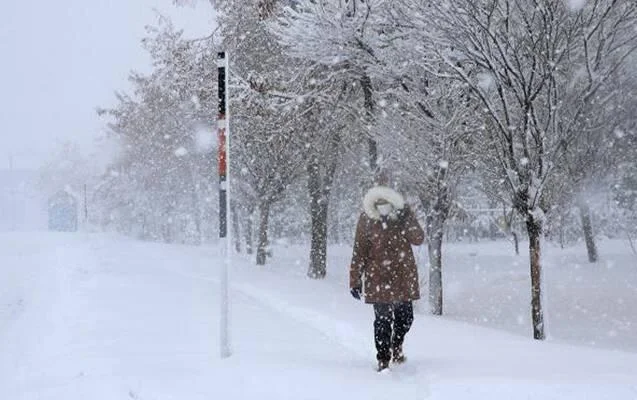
[218,116,227,178]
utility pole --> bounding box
[217,51,231,359]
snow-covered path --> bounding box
[1,233,636,399]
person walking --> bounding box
[349,185,425,372]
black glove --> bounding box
[350,287,362,300]
[396,206,409,225]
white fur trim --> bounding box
[363,186,405,220]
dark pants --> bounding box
[373,301,414,362]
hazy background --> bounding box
[0,0,214,230]
[0,0,215,170]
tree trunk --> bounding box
[330,204,340,245]
[559,214,565,250]
[578,203,598,263]
[308,200,329,279]
[527,216,545,340]
[512,231,520,255]
[361,74,378,175]
[190,169,202,245]
[426,205,446,315]
[256,201,271,265]
[368,139,378,177]
[628,232,637,255]
[307,130,340,279]
[141,214,147,240]
[163,223,171,243]
[428,233,443,315]
[308,160,329,279]
[422,169,450,316]
[232,204,241,253]
[245,206,254,255]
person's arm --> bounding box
[400,206,425,246]
[349,215,369,292]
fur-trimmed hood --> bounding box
[363,186,405,220]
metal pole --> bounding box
[217,51,231,358]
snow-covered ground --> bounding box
[320,238,637,352]
[1,232,636,399]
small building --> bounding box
[48,190,78,232]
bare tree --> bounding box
[219,0,313,264]
[415,0,637,339]
[96,21,218,244]
[372,72,477,315]
[274,0,389,177]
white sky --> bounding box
[0,0,215,169]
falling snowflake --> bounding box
[195,128,215,153]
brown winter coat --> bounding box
[349,187,425,304]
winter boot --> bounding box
[377,359,390,372]
[392,346,406,364]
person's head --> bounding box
[375,198,393,216]
[363,185,405,220]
